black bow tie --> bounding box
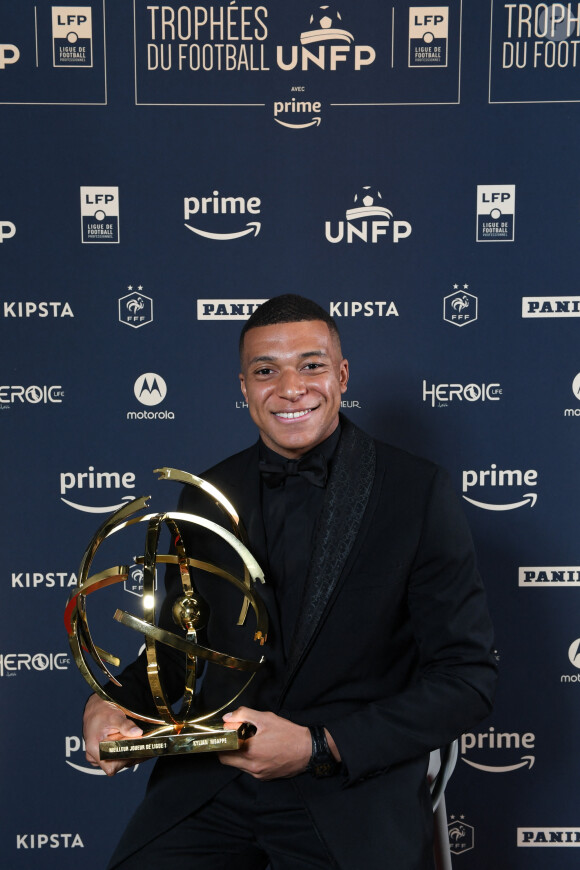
[259,453,328,488]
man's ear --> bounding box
[239,372,248,401]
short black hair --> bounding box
[239,294,341,357]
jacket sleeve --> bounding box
[325,467,497,785]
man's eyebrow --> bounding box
[248,350,328,366]
[248,350,329,366]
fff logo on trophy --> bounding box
[65,467,268,760]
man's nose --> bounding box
[278,369,306,399]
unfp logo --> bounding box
[277,5,375,72]
[81,187,120,243]
[409,7,449,67]
[326,185,412,244]
[52,7,93,67]
[477,184,515,242]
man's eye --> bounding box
[304,363,322,370]
[255,368,274,376]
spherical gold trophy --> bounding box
[65,467,268,760]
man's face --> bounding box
[239,320,349,458]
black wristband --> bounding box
[307,725,339,778]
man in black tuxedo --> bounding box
[84,294,496,869]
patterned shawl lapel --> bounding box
[281,416,377,691]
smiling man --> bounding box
[83,294,496,870]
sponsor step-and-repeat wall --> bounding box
[1,1,579,866]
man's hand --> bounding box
[217,708,313,780]
[83,693,143,777]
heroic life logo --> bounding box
[52,7,93,67]
[80,187,120,244]
[477,185,515,242]
[325,186,412,244]
[184,191,261,241]
[462,464,538,511]
[409,7,449,67]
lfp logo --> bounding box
[80,187,120,243]
[477,184,515,242]
[52,7,93,67]
[409,7,449,67]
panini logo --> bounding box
[519,567,580,586]
[197,299,267,320]
[518,828,580,847]
[523,296,580,317]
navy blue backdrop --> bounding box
[1,1,579,866]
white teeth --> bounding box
[275,410,311,419]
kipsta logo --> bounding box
[448,816,474,856]
[134,373,167,406]
[461,727,536,773]
[277,6,375,71]
[119,287,153,328]
[326,185,412,244]
[443,285,478,327]
[462,464,538,511]
[184,190,261,241]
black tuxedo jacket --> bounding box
[108,417,496,870]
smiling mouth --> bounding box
[273,408,316,420]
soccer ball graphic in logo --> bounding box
[310,4,342,29]
[65,467,268,760]
[346,186,393,221]
[301,5,353,44]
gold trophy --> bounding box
[65,467,268,760]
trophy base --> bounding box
[100,726,240,760]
